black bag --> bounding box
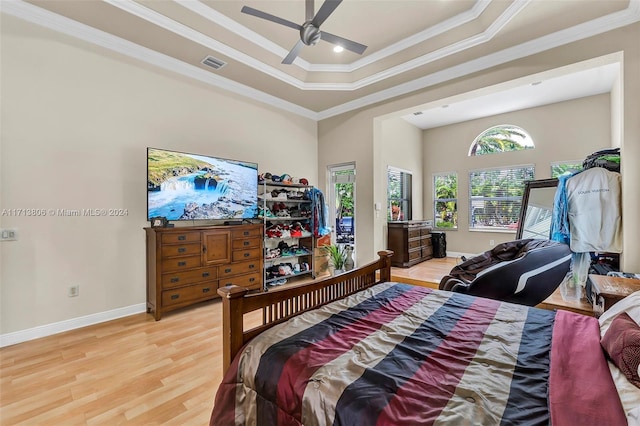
[582,148,620,172]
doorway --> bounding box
[328,163,356,264]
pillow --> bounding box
[601,312,640,389]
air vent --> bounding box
[413,111,423,116]
[201,55,227,70]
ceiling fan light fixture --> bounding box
[333,45,344,53]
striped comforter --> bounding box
[211,283,625,425]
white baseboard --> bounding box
[0,303,147,348]
[446,251,479,262]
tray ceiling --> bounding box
[4,0,639,122]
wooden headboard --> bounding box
[217,250,394,372]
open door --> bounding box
[328,163,356,265]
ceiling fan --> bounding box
[241,0,368,64]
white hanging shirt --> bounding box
[566,167,622,253]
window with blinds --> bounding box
[469,165,534,230]
[387,167,412,221]
[434,172,457,229]
[551,160,583,177]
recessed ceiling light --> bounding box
[531,81,542,86]
[333,45,344,53]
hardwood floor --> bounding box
[0,259,452,425]
[0,256,587,424]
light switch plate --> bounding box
[0,229,18,241]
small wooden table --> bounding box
[537,287,594,316]
[589,274,640,317]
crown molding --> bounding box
[317,1,640,119]
[103,0,308,90]
[181,0,492,73]
[2,0,638,121]
[0,0,317,119]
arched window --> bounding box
[469,125,534,156]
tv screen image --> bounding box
[147,148,258,221]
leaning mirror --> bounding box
[516,178,559,240]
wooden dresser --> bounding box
[145,224,263,320]
[387,221,433,268]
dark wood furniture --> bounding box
[387,221,433,267]
[217,250,393,373]
[589,274,640,317]
[145,224,263,320]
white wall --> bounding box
[0,15,317,337]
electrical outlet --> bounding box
[68,285,79,297]
[0,228,18,241]
[489,239,495,246]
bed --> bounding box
[211,250,639,425]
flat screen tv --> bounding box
[147,147,258,221]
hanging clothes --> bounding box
[310,188,331,237]
[566,167,622,253]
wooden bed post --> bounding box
[378,250,394,283]
[217,285,249,373]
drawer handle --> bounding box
[225,283,232,287]
[244,241,250,246]
[244,231,249,236]
[171,294,179,300]
[178,235,186,241]
[202,287,211,293]
[177,248,186,253]
[244,253,250,257]
[225,268,232,273]
[249,264,255,269]
[249,277,255,282]
[170,277,179,283]
[202,272,210,278]
[178,261,186,267]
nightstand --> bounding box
[589,274,640,317]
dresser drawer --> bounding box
[161,232,201,245]
[218,260,261,278]
[421,236,433,247]
[232,236,261,250]
[421,228,431,237]
[408,249,422,262]
[408,239,422,250]
[161,243,201,258]
[232,248,262,262]
[408,229,421,239]
[219,272,262,291]
[422,246,433,258]
[162,282,218,307]
[161,266,217,289]
[161,255,202,272]
[232,227,262,239]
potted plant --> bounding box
[323,244,347,275]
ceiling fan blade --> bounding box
[282,40,305,64]
[241,6,302,31]
[311,0,342,27]
[320,31,367,55]
[305,0,314,21]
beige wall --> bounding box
[378,118,423,249]
[423,94,611,255]
[0,16,317,335]
[318,23,640,271]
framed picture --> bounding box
[150,216,168,228]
